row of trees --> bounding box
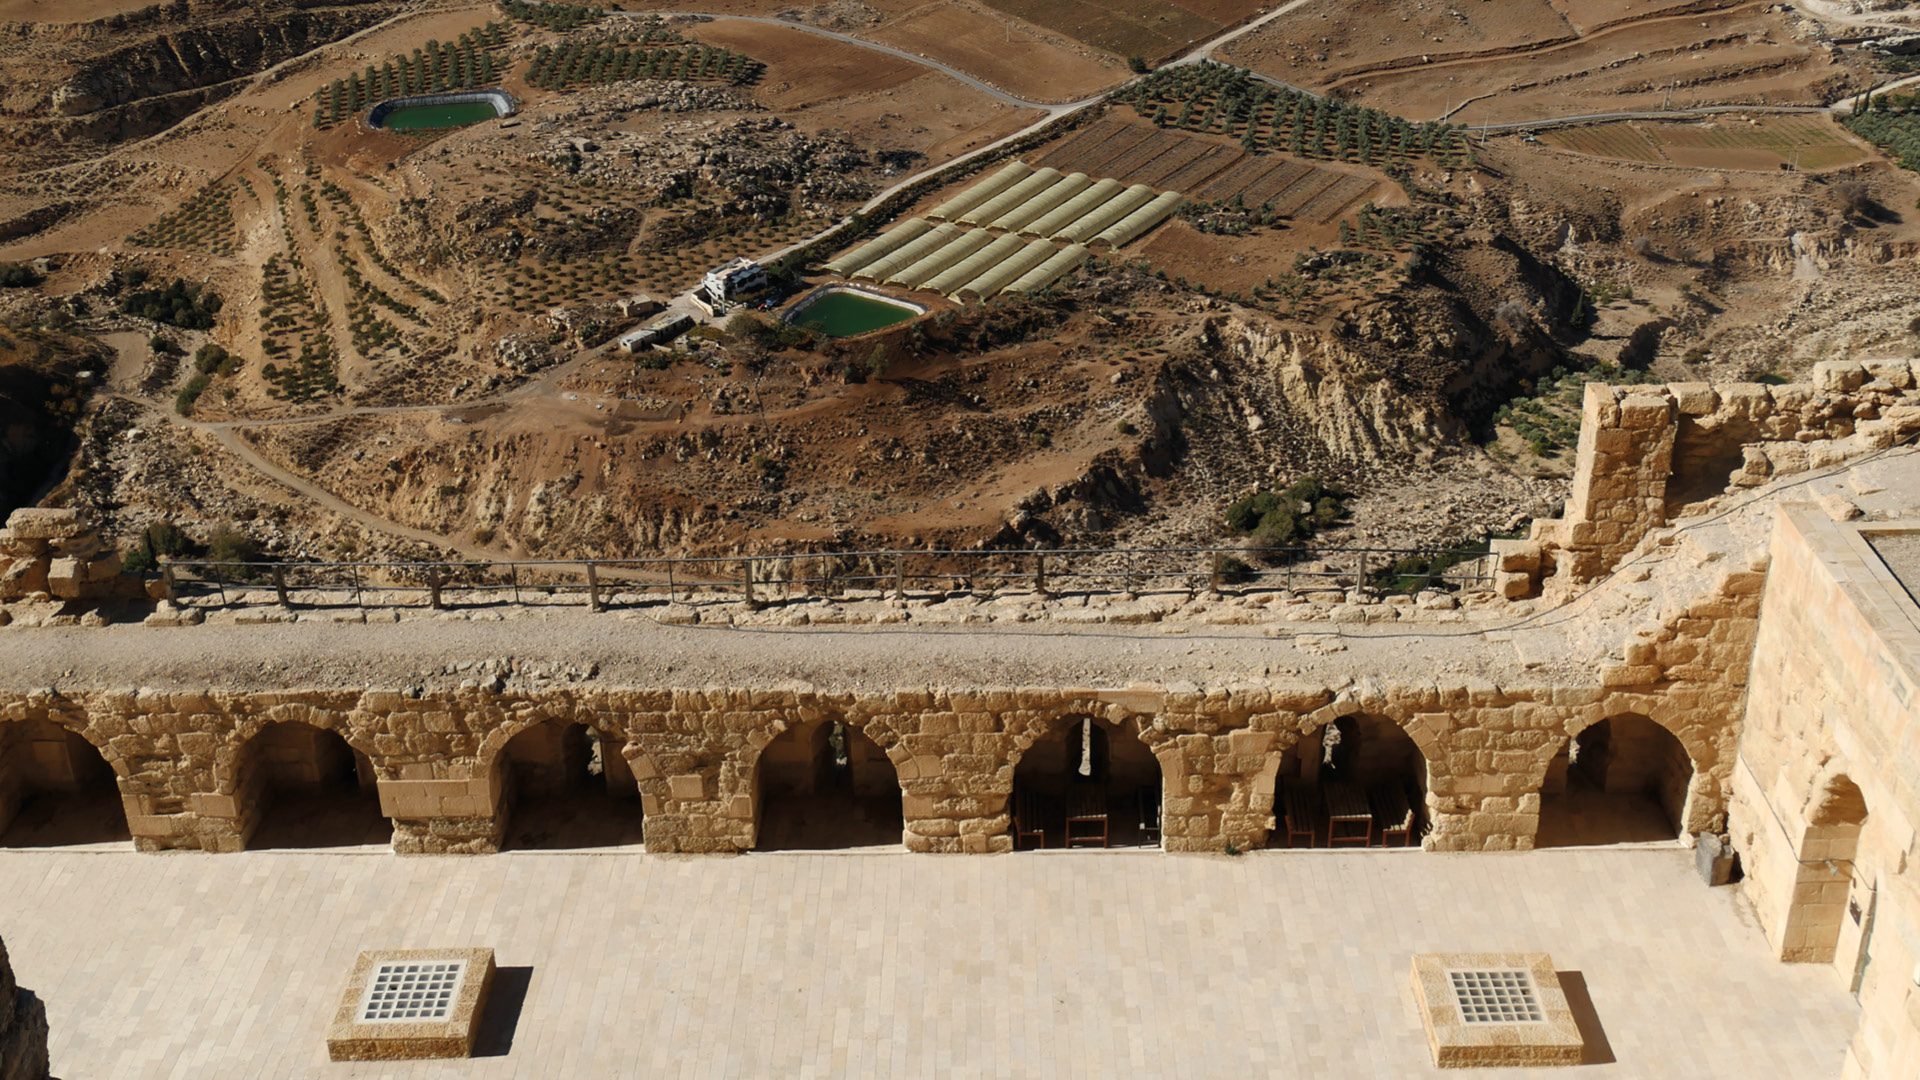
[525,41,761,88]
[1119,63,1470,168]
[1844,92,1920,172]
[500,0,602,31]
[312,25,509,128]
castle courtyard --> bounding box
[0,845,1857,1078]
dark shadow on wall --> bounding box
[472,966,534,1058]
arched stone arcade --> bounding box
[490,718,645,851]
[231,720,389,849]
[0,718,130,847]
[752,717,903,850]
[1008,714,1163,849]
[1269,713,1428,848]
[1536,714,1695,847]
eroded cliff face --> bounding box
[0,0,397,171]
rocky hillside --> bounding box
[0,0,398,173]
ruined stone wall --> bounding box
[0,934,50,1080]
[1494,361,1920,598]
[0,562,1760,858]
[1729,507,1920,1080]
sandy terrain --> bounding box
[1222,0,1867,124]
[0,0,156,21]
[867,2,1123,102]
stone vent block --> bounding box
[1411,952,1584,1068]
[326,947,494,1061]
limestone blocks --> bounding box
[0,507,150,611]
[1502,364,1920,599]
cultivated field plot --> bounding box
[1222,0,1864,124]
[1034,115,1389,224]
[1541,116,1872,171]
[866,3,1122,101]
[977,0,1257,62]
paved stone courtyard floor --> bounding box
[0,847,1858,1079]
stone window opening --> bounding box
[237,722,389,850]
[1536,715,1692,848]
[495,720,643,852]
[754,719,902,851]
[1807,774,1875,996]
[0,720,129,848]
[1010,716,1161,850]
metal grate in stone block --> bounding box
[357,960,467,1023]
[1448,969,1544,1024]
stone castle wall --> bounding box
[1494,361,1920,598]
[1727,507,1920,1080]
[0,560,1764,856]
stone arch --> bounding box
[222,708,381,792]
[0,716,132,847]
[1536,712,1695,847]
[1008,708,1164,849]
[232,717,388,850]
[1270,709,1429,848]
[490,709,645,852]
[752,714,903,851]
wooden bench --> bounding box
[1280,783,1318,848]
[1323,780,1373,847]
[1370,783,1415,847]
[1064,783,1109,848]
[1012,789,1048,850]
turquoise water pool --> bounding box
[788,288,922,337]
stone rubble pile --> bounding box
[0,934,49,1080]
[0,507,151,619]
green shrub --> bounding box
[1223,477,1349,546]
[206,526,262,564]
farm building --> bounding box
[619,311,693,352]
[702,258,769,302]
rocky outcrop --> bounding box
[0,935,49,1080]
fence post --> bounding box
[1124,550,1136,595]
[428,567,444,610]
[742,557,757,608]
[1207,551,1221,594]
[1355,550,1367,595]
[272,565,291,610]
[509,564,521,606]
[1033,551,1048,596]
[665,559,676,603]
[892,552,906,601]
[350,563,364,609]
[586,561,603,612]
[161,562,176,600]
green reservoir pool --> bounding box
[380,101,500,131]
[788,289,921,337]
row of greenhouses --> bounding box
[924,160,1184,248]
[823,217,1091,301]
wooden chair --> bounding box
[1370,783,1415,847]
[1064,783,1109,848]
[1136,787,1161,846]
[1281,782,1318,848]
[1012,789,1048,850]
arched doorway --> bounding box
[1536,714,1691,847]
[755,720,901,851]
[1809,775,1875,996]
[0,720,129,847]
[1271,715,1426,848]
[237,722,390,850]
[494,720,643,851]
[1009,716,1161,849]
